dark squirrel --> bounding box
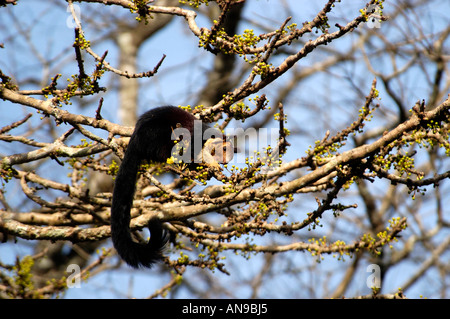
[110,106,233,268]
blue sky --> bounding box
[1,0,449,298]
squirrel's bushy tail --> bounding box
[110,146,168,268]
